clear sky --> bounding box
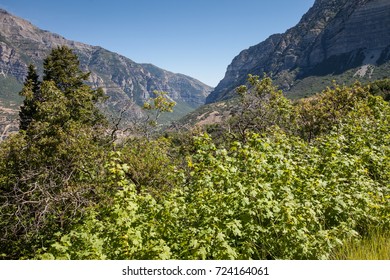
[0,0,315,87]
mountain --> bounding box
[206,0,390,104]
[0,8,212,123]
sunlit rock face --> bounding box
[0,9,212,115]
[207,0,390,103]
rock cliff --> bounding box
[0,9,212,120]
[206,0,390,103]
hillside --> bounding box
[0,2,389,262]
[206,0,390,103]
[0,8,212,125]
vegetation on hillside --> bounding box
[0,47,389,260]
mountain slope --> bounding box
[206,0,390,103]
[0,9,212,121]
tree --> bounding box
[19,46,106,131]
[114,91,176,140]
[295,82,369,142]
[42,46,106,126]
[19,64,41,130]
[369,78,390,101]
[227,74,294,142]
[27,77,390,260]
[0,46,110,259]
[43,46,89,93]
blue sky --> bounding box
[0,0,314,86]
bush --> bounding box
[4,75,389,260]
[39,123,389,259]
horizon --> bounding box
[0,0,315,87]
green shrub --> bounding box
[39,123,389,259]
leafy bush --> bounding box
[39,117,389,259]
[3,72,389,260]
[117,137,178,195]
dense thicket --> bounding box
[0,51,389,259]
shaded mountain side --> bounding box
[0,8,212,123]
[206,0,390,104]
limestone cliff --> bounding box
[206,0,390,103]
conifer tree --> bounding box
[43,45,89,92]
[18,64,41,130]
[42,46,105,126]
[1,47,109,259]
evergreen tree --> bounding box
[42,46,106,126]
[43,46,89,92]
[1,46,109,259]
[18,64,41,130]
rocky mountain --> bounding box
[206,0,390,103]
[0,8,212,123]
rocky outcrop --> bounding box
[206,0,390,103]
[0,42,26,78]
[0,9,212,118]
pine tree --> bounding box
[0,46,110,259]
[19,64,41,130]
[19,47,106,130]
[43,45,89,92]
[42,46,105,126]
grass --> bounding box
[0,76,23,105]
[159,100,197,124]
[283,59,390,100]
[331,228,390,260]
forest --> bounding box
[0,46,389,260]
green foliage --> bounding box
[0,124,109,258]
[38,154,171,260]
[43,46,89,93]
[42,46,106,127]
[0,46,110,259]
[39,111,389,259]
[2,71,389,260]
[142,90,176,131]
[117,137,178,195]
[19,46,106,132]
[295,82,369,142]
[143,91,176,118]
[119,91,176,139]
[228,74,294,141]
[166,128,388,259]
[19,64,41,130]
[369,78,390,101]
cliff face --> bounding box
[206,0,390,103]
[0,9,212,118]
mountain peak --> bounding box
[206,0,390,103]
[0,8,10,14]
[0,8,212,123]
